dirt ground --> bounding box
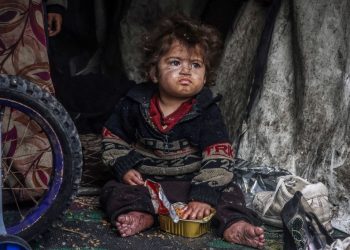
[30,195,285,250]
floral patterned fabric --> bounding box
[2,108,52,200]
[0,0,53,200]
[0,0,54,93]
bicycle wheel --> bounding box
[0,75,82,240]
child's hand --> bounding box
[122,169,144,185]
[181,201,212,220]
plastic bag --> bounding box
[282,191,334,250]
[233,158,291,206]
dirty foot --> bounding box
[223,220,265,249]
[116,211,154,237]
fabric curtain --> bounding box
[0,0,54,93]
[0,0,53,200]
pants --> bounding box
[100,180,261,236]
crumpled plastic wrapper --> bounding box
[144,179,180,223]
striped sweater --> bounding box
[102,82,235,206]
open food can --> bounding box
[159,202,216,238]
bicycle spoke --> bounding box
[1,107,14,159]
[3,116,32,178]
[10,188,25,221]
[3,173,41,204]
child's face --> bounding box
[150,40,206,101]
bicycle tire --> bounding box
[0,75,82,240]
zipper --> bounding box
[164,134,169,153]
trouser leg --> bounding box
[214,183,262,236]
[99,180,155,224]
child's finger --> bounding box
[196,210,204,220]
[130,178,139,185]
[189,207,200,220]
[128,179,137,185]
[204,208,211,217]
[126,174,139,185]
[134,178,144,185]
[133,171,144,183]
[131,173,143,184]
[131,175,143,185]
[182,207,193,220]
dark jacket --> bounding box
[102,82,235,206]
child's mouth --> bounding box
[179,78,192,84]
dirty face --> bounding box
[150,40,206,102]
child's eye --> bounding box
[192,62,202,69]
[169,60,181,66]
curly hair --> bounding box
[142,14,223,85]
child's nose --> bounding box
[180,62,192,74]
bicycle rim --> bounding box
[0,98,64,235]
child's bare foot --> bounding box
[223,220,265,249]
[116,211,154,237]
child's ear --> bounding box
[149,66,158,83]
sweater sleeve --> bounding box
[46,0,67,16]
[189,104,236,206]
[46,0,67,9]
[101,100,144,182]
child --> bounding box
[100,15,265,249]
